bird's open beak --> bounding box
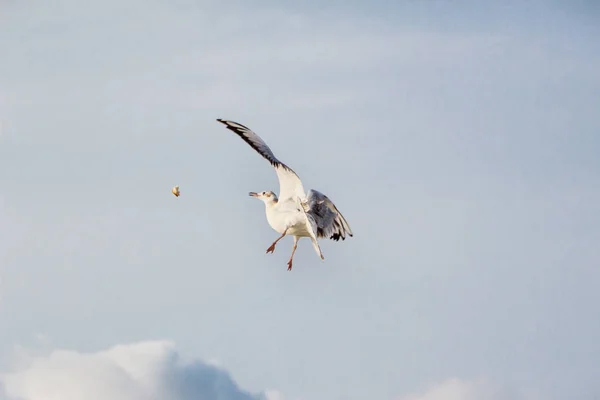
[249,192,258,197]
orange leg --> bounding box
[266,229,288,254]
[287,237,299,271]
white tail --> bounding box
[311,237,325,260]
[297,197,325,261]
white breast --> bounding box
[265,200,312,237]
[265,205,288,234]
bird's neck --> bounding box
[264,201,277,209]
[263,198,278,208]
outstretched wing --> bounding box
[306,189,353,241]
[217,119,306,201]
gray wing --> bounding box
[217,119,306,200]
[305,189,353,241]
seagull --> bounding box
[217,119,353,271]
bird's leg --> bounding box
[287,236,299,271]
[266,228,288,254]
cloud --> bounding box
[398,378,498,400]
[397,379,551,400]
[0,340,285,400]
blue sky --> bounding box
[0,1,599,399]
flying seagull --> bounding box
[216,119,353,271]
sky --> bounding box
[0,0,599,399]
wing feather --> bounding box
[306,189,353,241]
[217,119,306,200]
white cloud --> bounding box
[0,343,521,400]
[0,340,284,400]
[263,390,287,400]
[399,378,498,400]
[397,379,549,400]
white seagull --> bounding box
[217,119,353,271]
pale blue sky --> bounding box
[0,1,599,400]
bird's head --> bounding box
[249,191,278,204]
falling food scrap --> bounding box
[172,185,180,197]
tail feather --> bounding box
[310,237,324,260]
[298,197,325,260]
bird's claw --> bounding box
[266,244,276,254]
[287,261,293,271]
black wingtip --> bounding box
[216,119,252,131]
